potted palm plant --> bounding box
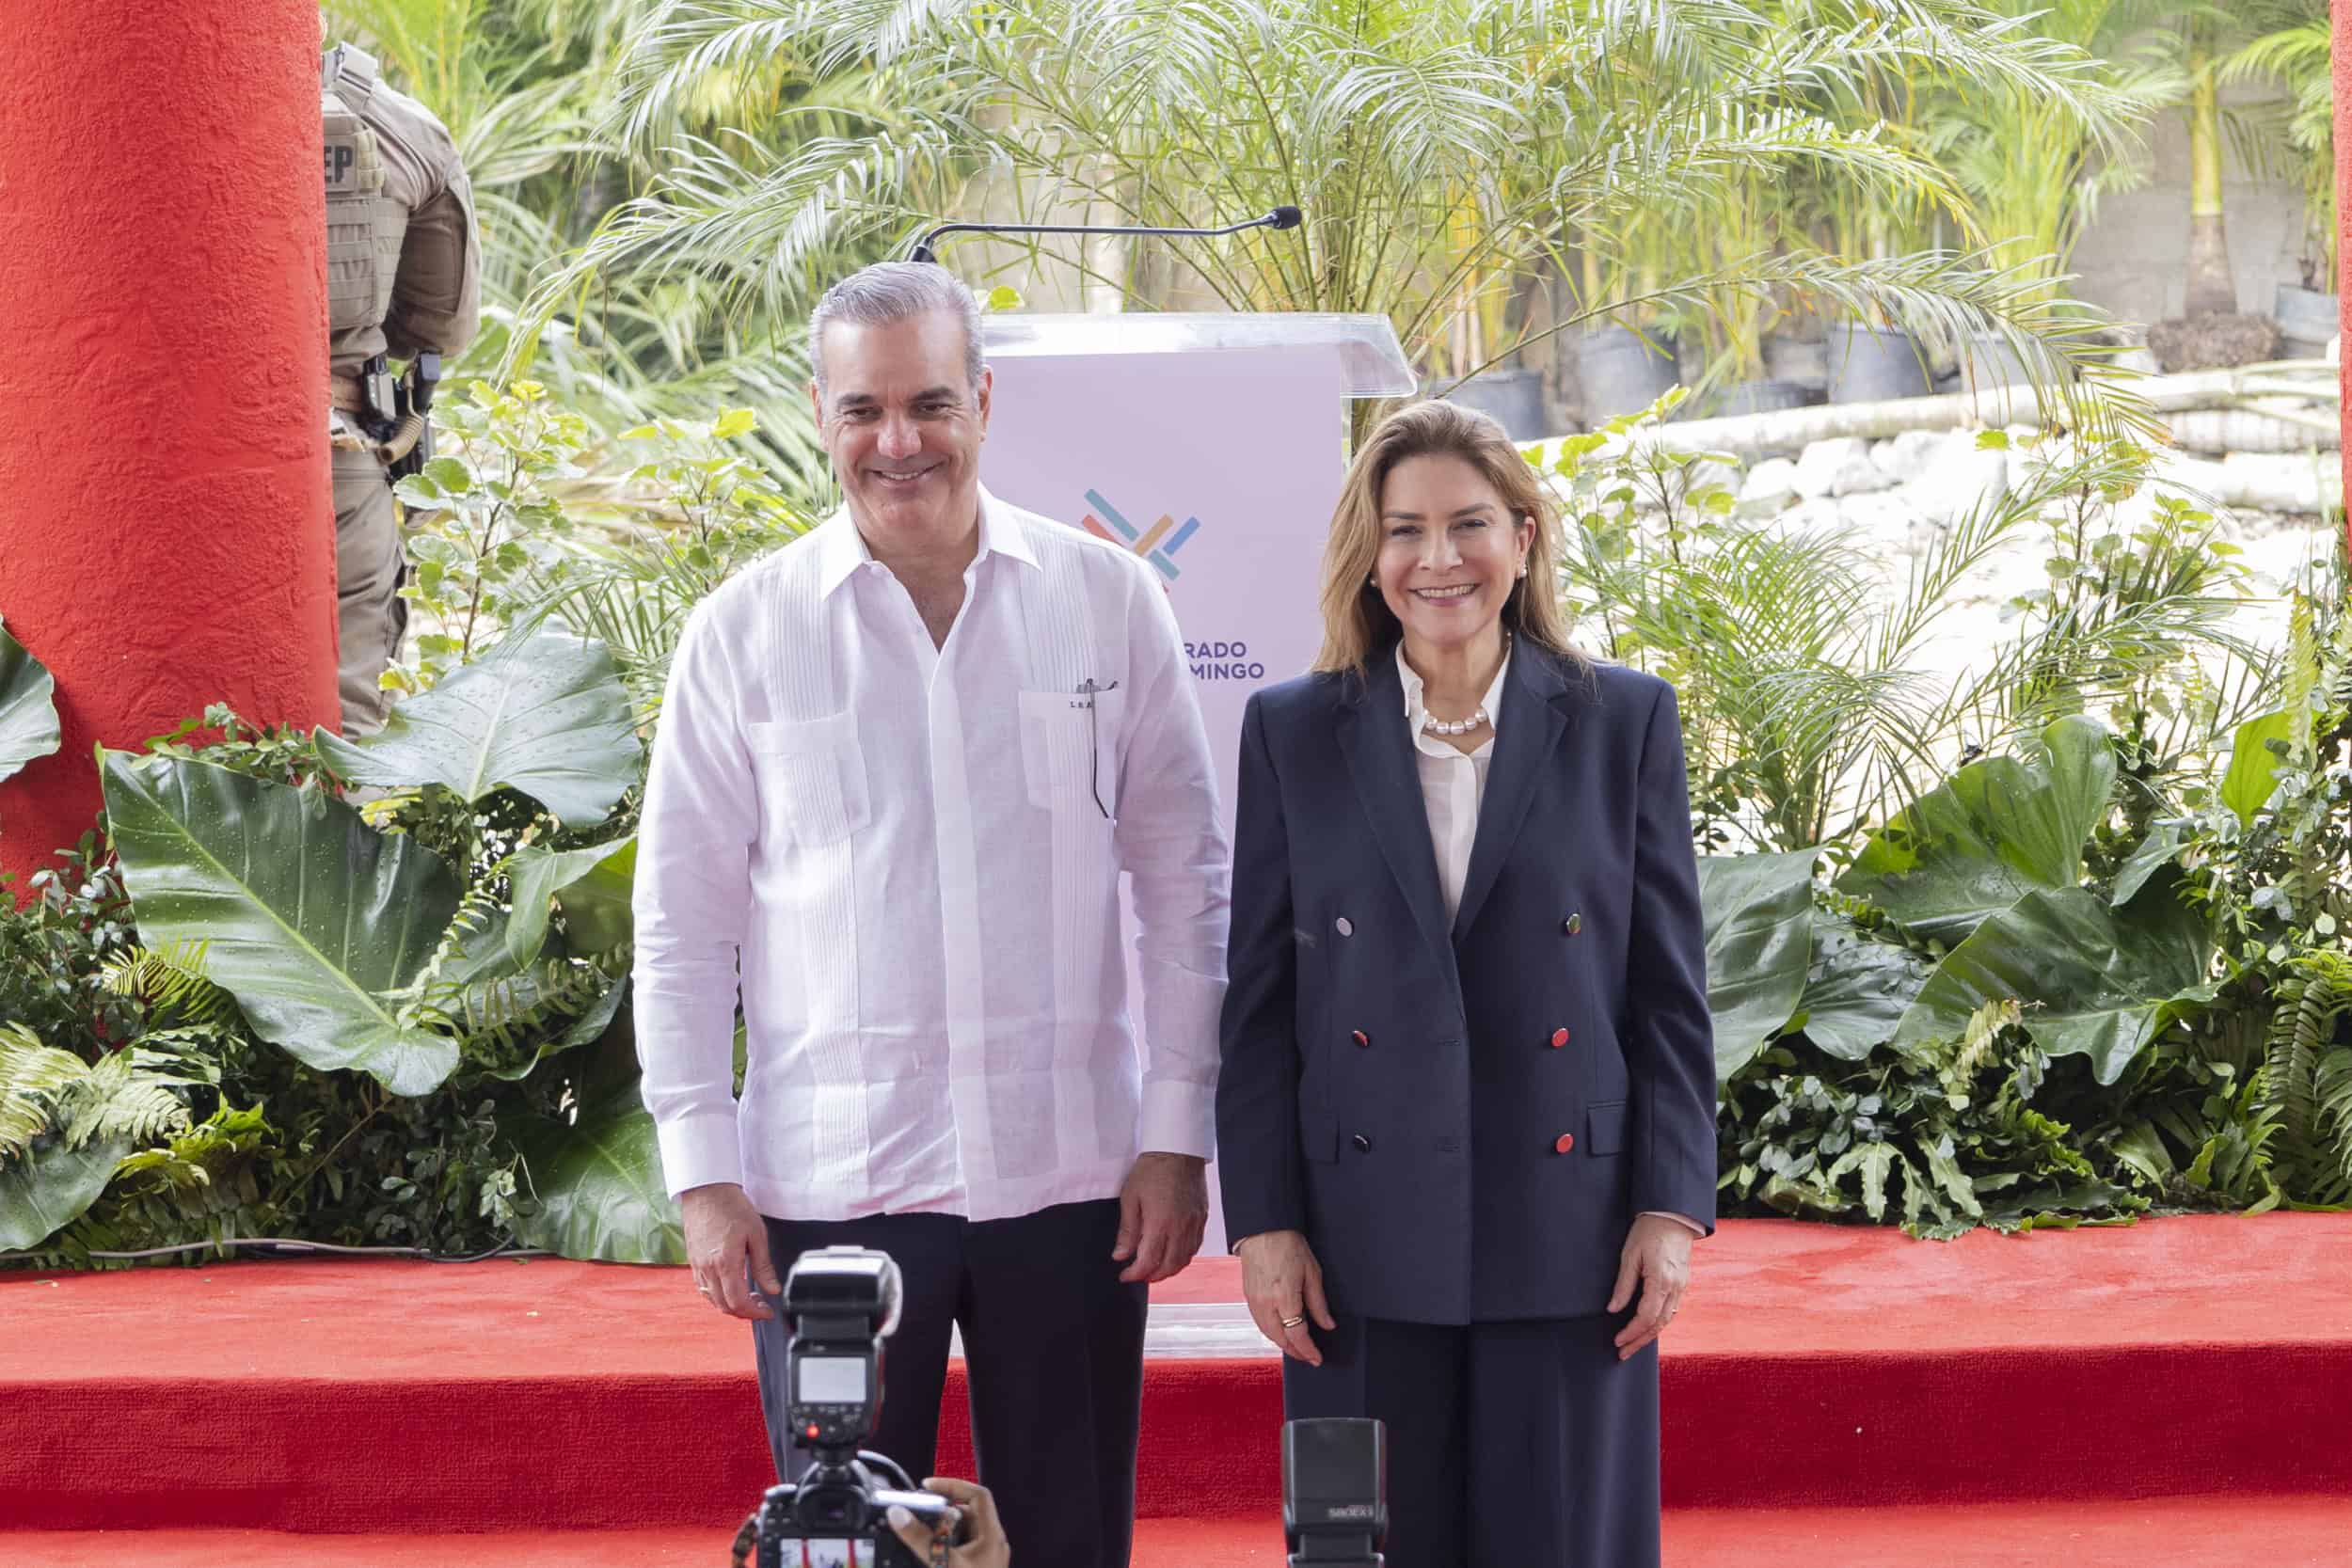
[1679,167,1820,418]
[534,0,2146,451]
[2223,2,2337,358]
[1565,217,1681,426]
[1421,187,1549,437]
[1923,0,2175,389]
[1794,51,1941,404]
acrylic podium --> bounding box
[977,311,1416,1256]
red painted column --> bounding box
[0,2,339,897]
[2341,0,2352,556]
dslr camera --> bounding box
[739,1246,968,1568]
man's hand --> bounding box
[681,1182,781,1321]
[1608,1212,1695,1360]
[885,1477,1011,1568]
[1235,1227,1336,1366]
[1112,1151,1208,1284]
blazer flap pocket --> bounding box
[1298,1107,1340,1164]
[1587,1099,1629,1157]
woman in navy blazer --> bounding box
[1216,401,1716,1566]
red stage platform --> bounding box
[5,1214,2350,1563]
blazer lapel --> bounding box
[1452,645,1576,941]
[1335,654,1456,969]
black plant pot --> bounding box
[1933,329,2051,395]
[1570,325,1680,426]
[1682,378,1819,420]
[1427,366,1550,440]
[1764,335,1829,395]
[2274,282,2339,360]
[1826,322,1931,404]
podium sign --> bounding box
[979,314,1412,1253]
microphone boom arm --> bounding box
[911,207,1300,263]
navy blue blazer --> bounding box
[1215,641,1717,1325]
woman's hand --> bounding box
[885,1477,1009,1568]
[1608,1213,1695,1361]
[1236,1228,1338,1366]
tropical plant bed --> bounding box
[7,392,2352,1264]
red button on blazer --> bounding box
[1549,1027,1570,1048]
[1554,1132,1576,1154]
[1351,1029,1371,1048]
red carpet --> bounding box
[5,1214,2350,1540]
[10,1497,2352,1567]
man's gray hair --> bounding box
[808,261,984,398]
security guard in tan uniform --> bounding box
[324,42,479,735]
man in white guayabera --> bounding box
[631,260,1231,1567]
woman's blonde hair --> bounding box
[1311,399,1581,675]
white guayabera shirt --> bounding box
[632,486,1231,1223]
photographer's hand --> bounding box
[681,1182,782,1322]
[887,1478,1010,1568]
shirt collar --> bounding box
[816,483,1039,599]
[1397,638,1513,734]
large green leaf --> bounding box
[102,752,462,1095]
[509,1084,684,1263]
[2110,821,2187,909]
[0,1136,128,1251]
[1836,716,2117,948]
[317,631,642,829]
[1891,881,2216,1085]
[1796,911,1937,1061]
[0,614,61,784]
[1697,848,1818,1080]
[554,838,636,956]
[2219,708,2297,828]
[504,837,636,969]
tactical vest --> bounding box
[323,45,402,359]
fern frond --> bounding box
[405,874,516,1016]
[1,1022,196,1164]
[2315,1047,2352,1205]
[65,1074,194,1152]
[2260,952,2352,1170]
[99,942,243,1032]
[0,1023,89,1163]
[455,958,617,1059]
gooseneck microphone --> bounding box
[909,205,1303,263]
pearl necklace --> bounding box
[1422,708,1489,737]
[1417,636,1506,737]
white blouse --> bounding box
[1397,640,1509,924]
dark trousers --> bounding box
[1281,1313,1662,1568]
[753,1198,1148,1568]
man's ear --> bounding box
[976,365,993,439]
[807,379,824,429]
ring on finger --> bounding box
[1279,1313,1305,1328]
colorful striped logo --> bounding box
[1080,487,1201,580]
